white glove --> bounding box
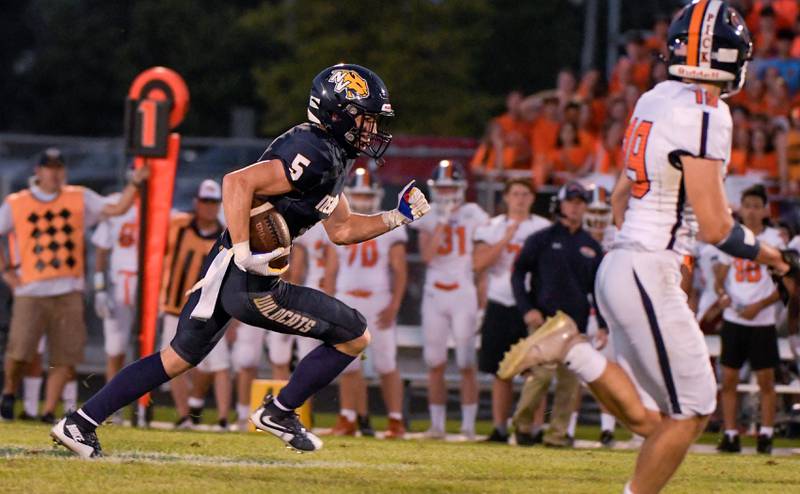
[382,180,431,229]
[232,242,290,276]
[94,291,113,319]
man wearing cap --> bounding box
[0,148,148,421]
[159,179,230,430]
[508,181,607,447]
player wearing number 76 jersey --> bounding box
[496,3,800,493]
[412,160,489,440]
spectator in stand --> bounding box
[730,126,751,175]
[576,69,608,133]
[592,121,626,177]
[645,16,669,58]
[530,95,561,185]
[555,68,577,110]
[649,60,669,87]
[611,32,652,93]
[749,127,779,177]
[755,29,800,94]
[606,97,629,125]
[778,106,800,189]
[0,149,146,423]
[542,122,593,184]
[754,6,779,58]
[471,91,533,173]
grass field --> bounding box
[2,417,800,494]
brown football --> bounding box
[249,198,291,269]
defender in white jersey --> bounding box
[412,160,489,439]
[266,222,328,380]
[473,179,549,443]
[91,194,139,383]
[713,185,783,453]
[496,5,800,492]
[324,167,408,438]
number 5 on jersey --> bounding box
[289,153,311,180]
[623,118,654,199]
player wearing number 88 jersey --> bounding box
[412,160,489,439]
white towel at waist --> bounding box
[186,247,233,321]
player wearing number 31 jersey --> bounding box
[496,3,800,493]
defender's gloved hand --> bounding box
[232,242,290,276]
[382,180,431,229]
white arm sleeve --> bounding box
[0,201,13,235]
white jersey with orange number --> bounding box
[613,80,732,256]
[293,222,331,289]
[335,226,407,296]
[91,205,138,276]
[718,227,784,327]
[473,214,550,307]
[412,202,489,290]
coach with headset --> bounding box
[509,181,607,447]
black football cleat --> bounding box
[485,428,510,443]
[18,411,38,421]
[0,394,15,421]
[599,429,615,447]
[40,412,56,425]
[756,434,773,455]
[358,415,375,437]
[251,395,322,453]
[50,416,103,458]
[716,434,741,453]
[515,429,543,447]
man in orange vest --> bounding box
[0,148,147,422]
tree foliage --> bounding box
[1,0,585,137]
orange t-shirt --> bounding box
[728,149,747,175]
[631,60,653,91]
[548,145,592,173]
[494,113,533,169]
[530,117,560,156]
[748,152,779,176]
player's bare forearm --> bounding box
[102,165,149,217]
[473,241,505,272]
[323,193,389,245]
[223,159,292,245]
[610,173,632,229]
[287,244,308,285]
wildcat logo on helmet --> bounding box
[328,69,370,100]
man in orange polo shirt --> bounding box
[0,148,147,422]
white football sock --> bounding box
[461,403,477,433]
[564,342,607,383]
[236,403,251,420]
[567,412,578,437]
[725,429,738,439]
[340,408,357,422]
[188,397,205,409]
[61,380,78,412]
[22,377,42,416]
[759,426,774,438]
[601,413,616,432]
[623,481,635,494]
[429,404,446,432]
[388,411,403,421]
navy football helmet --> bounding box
[666,0,753,96]
[308,64,394,161]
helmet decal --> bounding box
[328,69,370,100]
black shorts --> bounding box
[171,239,367,366]
[720,320,779,371]
[478,301,529,375]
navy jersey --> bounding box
[256,123,354,239]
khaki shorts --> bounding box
[6,292,86,366]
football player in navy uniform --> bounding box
[51,64,430,457]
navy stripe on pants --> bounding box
[632,270,682,415]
